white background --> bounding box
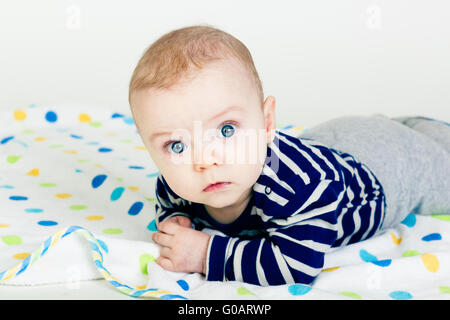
[0,0,449,127]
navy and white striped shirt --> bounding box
[154,130,386,286]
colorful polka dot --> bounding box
[13,110,27,121]
[0,136,14,144]
[339,291,361,299]
[98,147,112,153]
[422,233,442,242]
[2,235,23,245]
[110,187,125,201]
[69,204,88,210]
[237,287,255,296]
[439,286,450,294]
[91,174,107,188]
[431,214,450,222]
[128,201,144,216]
[9,196,28,201]
[177,280,189,291]
[85,215,104,221]
[401,214,416,228]
[288,284,312,296]
[26,168,40,176]
[6,155,21,164]
[55,193,72,199]
[40,183,56,187]
[146,219,157,232]
[78,113,91,123]
[38,220,58,227]
[103,228,123,235]
[421,253,440,272]
[389,291,412,300]
[45,111,58,123]
[139,253,156,275]
[25,208,44,213]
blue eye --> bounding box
[166,141,185,154]
[221,123,236,138]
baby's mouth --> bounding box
[203,182,232,192]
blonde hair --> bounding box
[128,24,264,106]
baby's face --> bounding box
[131,58,276,212]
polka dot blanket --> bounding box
[1,103,449,299]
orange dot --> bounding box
[13,110,27,121]
[128,186,140,191]
[27,168,40,176]
[34,137,48,142]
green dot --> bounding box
[139,253,156,275]
[402,250,420,257]
[431,214,450,222]
[22,129,34,134]
[89,121,102,128]
[120,139,133,143]
[439,286,450,294]
[6,155,21,164]
[339,291,362,299]
[49,144,63,149]
[39,183,57,187]
[237,287,255,296]
[103,228,122,235]
[2,235,23,245]
[145,197,156,202]
[69,204,88,210]
[116,178,123,182]
[77,159,90,163]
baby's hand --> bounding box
[152,219,210,274]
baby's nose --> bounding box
[193,140,224,169]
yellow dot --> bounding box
[321,266,340,272]
[34,137,48,142]
[105,132,117,137]
[55,193,72,199]
[27,168,40,176]
[85,215,104,221]
[78,113,92,123]
[390,232,402,245]
[128,186,140,191]
[135,146,147,150]
[421,253,440,273]
[63,150,78,154]
[0,224,10,228]
[93,163,103,168]
[13,110,27,121]
[13,252,30,260]
[294,126,305,131]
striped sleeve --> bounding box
[154,173,192,227]
[205,179,345,286]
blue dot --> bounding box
[359,249,378,263]
[91,174,107,188]
[110,187,125,201]
[25,208,43,213]
[129,166,145,170]
[146,172,159,178]
[9,195,28,201]
[70,134,83,139]
[45,111,58,123]
[38,220,58,226]
[177,280,189,291]
[147,219,157,232]
[128,201,144,216]
[372,259,392,267]
[288,284,312,296]
[1,136,14,144]
[0,185,14,189]
[401,214,416,228]
[87,141,99,146]
[98,147,112,153]
[123,117,134,125]
[422,233,442,242]
[389,291,412,300]
[111,113,124,118]
[75,169,83,173]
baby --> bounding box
[128,25,450,286]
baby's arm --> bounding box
[206,179,345,286]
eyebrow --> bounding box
[149,105,245,142]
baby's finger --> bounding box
[152,232,172,247]
[158,220,179,235]
[159,246,172,258]
[157,256,175,272]
[176,216,192,228]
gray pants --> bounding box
[297,114,450,230]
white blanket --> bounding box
[1,103,449,299]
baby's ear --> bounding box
[263,96,276,144]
